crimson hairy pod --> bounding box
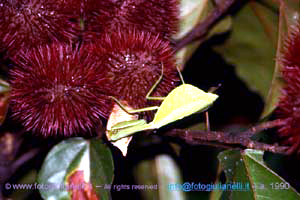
[83,0,179,40]
[10,42,112,136]
[0,0,80,57]
[277,23,300,154]
[91,29,179,119]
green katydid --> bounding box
[107,64,219,141]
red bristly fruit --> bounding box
[82,0,119,34]
[277,23,300,154]
[84,0,179,40]
[91,29,179,118]
[0,0,80,57]
[10,43,112,136]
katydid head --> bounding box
[107,119,150,141]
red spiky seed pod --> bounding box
[9,43,112,136]
[0,0,80,57]
[91,29,179,118]
[82,0,119,33]
[117,0,179,37]
[85,0,179,40]
[277,23,300,154]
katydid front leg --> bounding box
[204,84,221,131]
[109,96,160,114]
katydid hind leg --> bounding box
[110,96,160,114]
[205,111,210,131]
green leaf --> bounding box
[208,16,232,38]
[89,139,115,198]
[262,0,300,117]
[209,182,223,200]
[0,79,9,93]
[134,154,186,200]
[214,3,278,101]
[175,0,209,68]
[218,149,300,200]
[9,170,37,200]
[38,137,114,200]
[175,0,209,40]
[277,0,300,26]
[209,165,225,200]
[218,150,253,200]
[176,0,232,68]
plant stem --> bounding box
[163,120,289,154]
